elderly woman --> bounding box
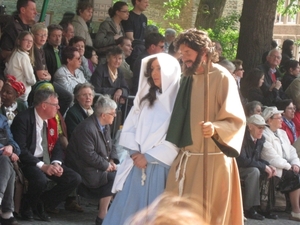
[1,75,26,126]
[277,99,298,144]
[5,31,36,104]
[0,112,21,225]
[54,46,87,94]
[262,106,300,221]
[94,1,129,49]
[103,53,181,225]
[31,23,52,82]
[66,95,119,225]
[244,101,263,118]
[91,46,129,104]
[69,36,92,81]
[65,83,95,139]
[71,1,93,46]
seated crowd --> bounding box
[1,0,300,225]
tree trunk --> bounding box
[236,0,278,73]
[195,0,227,29]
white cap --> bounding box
[247,114,267,126]
[262,106,283,121]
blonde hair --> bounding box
[125,193,207,225]
[31,22,48,35]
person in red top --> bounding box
[293,105,300,136]
[277,99,299,144]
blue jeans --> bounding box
[0,156,15,213]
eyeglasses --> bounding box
[270,55,282,60]
[119,10,129,13]
[22,39,33,43]
[35,34,47,38]
[271,116,282,120]
[236,68,244,71]
[106,112,116,117]
[157,45,164,49]
[44,102,60,108]
[286,107,296,111]
[80,93,94,97]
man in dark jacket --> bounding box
[65,94,119,225]
[237,114,277,220]
[11,89,81,222]
[257,49,286,104]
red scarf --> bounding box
[47,117,58,156]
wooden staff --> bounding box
[203,48,213,221]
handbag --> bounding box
[278,169,300,193]
[260,175,276,212]
[13,161,26,214]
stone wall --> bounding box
[223,0,243,17]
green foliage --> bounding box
[200,12,240,60]
[277,0,300,16]
[148,19,165,34]
[163,0,189,20]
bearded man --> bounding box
[165,29,246,225]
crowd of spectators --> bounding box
[2,0,300,224]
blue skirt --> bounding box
[103,158,169,225]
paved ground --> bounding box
[14,199,300,225]
[15,199,99,225]
[247,211,300,225]
[16,209,300,225]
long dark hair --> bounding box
[140,57,160,107]
[241,68,264,98]
[282,39,294,58]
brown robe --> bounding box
[165,64,246,225]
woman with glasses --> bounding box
[277,99,298,144]
[103,53,181,225]
[232,59,244,88]
[5,31,36,105]
[69,36,92,81]
[53,46,87,94]
[94,1,129,50]
[262,106,300,221]
[31,23,52,82]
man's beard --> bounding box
[182,53,202,76]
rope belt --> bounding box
[175,149,223,196]
[141,161,159,186]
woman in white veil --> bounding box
[103,53,181,225]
